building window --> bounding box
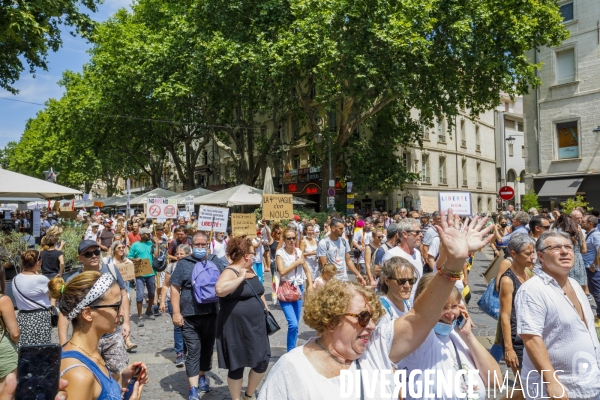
[477,164,482,188]
[488,197,492,212]
[507,169,517,183]
[310,153,318,167]
[421,123,429,140]
[292,118,300,142]
[509,143,514,157]
[556,48,575,84]
[439,157,446,184]
[477,197,482,213]
[517,122,524,132]
[557,121,579,159]
[292,154,300,169]
[460,120,466,147]
[422,155,430,183]
[560,2,573,22]
[328,111,337,132]
[522,145,525,158]
[475,126,480,152]
[497,167,502,183]
[402,152,410,170]
[462,160,467,187]
[437,118,445,142]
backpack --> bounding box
[152,243,168,272]
[191,259,221,304]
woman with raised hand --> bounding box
[258,210,494,399]
[48,272,149,400]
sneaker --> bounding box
[176,352,185,367]
[188,386,200,400]
[153,305,161,317]
[144,311,155,320]
[242,391,257,400]
[198,375,210,392]
[136,318,144,327]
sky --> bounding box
[0,0,132,148]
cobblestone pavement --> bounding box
[54,247,510,399]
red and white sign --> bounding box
[499,186,515,201]
[147,198,178,219]
[198,205,229,232]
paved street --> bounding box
[54,247,510,399]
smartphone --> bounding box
[123,366,143,400]
[16,344,61,400]
[456,313,467,330]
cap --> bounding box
[192,212,197,217]
[294,215,300,221]
[91,222,99,227]
[139,227,152,235]
[154,224,165,231]
[103,219,113,225]
[78,240,100,255]
[387,223,399,236]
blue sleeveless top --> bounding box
[61,350,122,400]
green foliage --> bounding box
[522,190,541,212]
[0,0,100,93]
[59,226,86,268]
[0,142,17,169]
[0,231,29,270]
[560,195,591,215]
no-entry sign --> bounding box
[499,186,515,201]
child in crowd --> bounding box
[312,263,337,290]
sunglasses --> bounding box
[285,237,297,241]
[90,300,122,312]
[82,249,101,258]
[343,310,373,328]
[394,277,417,286]
[376,235,384,239]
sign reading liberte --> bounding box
[262,194,293,220]
[198,205,228,232]
[438,192,472,216]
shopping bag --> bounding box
[477,278,500,319]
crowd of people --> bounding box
[0,203,599,399]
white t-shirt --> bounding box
[398,330,487,400]
[317,236,352,281]
[84,230,99,241]
[276,247,306,285]
[427,236,440,260]
[210,239,227,259]
[353,229,365,263]
[258,321,396,400]
[382,247,423,302]
[12,274,51,310]
[253,237,265,264]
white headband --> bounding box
[66,273,115,321]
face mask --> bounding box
[433,320,457,336]
[500,223,507,228]
[193,248,207,259]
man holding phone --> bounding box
[58,240,131,382]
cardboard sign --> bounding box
[147,198,178,219]
[420,196,439,213]
[198,205,228,232]
[116,262,135,281]
[231,213,257,237]
[59,211,77,219]
[438,192,472,216]
[59,201,72,211]
[262,194,293,220]
[133,258,154,277]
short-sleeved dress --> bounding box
[216,270,270,371]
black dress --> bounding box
[499,268,525,366]
[216,272,270,371]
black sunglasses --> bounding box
[90,300,122,312]
[285,237,297,241]
[82,249,101,258]
[394,277,417,286]
[343,310,372,328]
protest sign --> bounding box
[198,205,228,232]
[262,194,293,220]
[133,258,153,277]
[420,196,439,213]
[231,213,257,237]
[178,211,190,220]
[147,198,178,219]
[185,196,194,212]
[117,263,135,281]
[438,192,472,216]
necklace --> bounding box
[69,340,106,367]
[315,339,352,365]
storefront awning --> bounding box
[537,178,584,197]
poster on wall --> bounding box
[438,192,472,216]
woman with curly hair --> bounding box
[259,210,494,399]
[556,213,587,288]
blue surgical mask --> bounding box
[433,320,457,336]
[193,248,207,259]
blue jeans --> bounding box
[253,262,263,284]
[280,284,304,352]
[166,300,185,354]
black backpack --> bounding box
[151,243,168,272]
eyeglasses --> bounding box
[90,300,122,312]
[376,236,384,239]
[393,277,417,286]
[285,237,297,241]
[540,244,574,253]
[342,311,373,328]
[82,249,101,258]
[192,243,208,248]
[405,230,423,236]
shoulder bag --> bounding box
[245,277,281,336]
[277,249,303,302]
[13,277,59,327]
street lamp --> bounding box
[315,131,333,211]
[504,135,516,209]
[593,126,600,133]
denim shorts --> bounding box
[135,275,156,303]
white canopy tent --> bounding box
[195,184,308,207]
[127,188,177,206]
[169,187,214,205]
[0,169,82,198]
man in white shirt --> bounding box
[209,231,228,259]
[382,218,423,301]
[317,218,365,284]
[516,230,600,399]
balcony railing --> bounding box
[440,177,447,184]
[476,144,481,152]
[422,176,430,183]
[438,135,446,143]
[462,180,468,186]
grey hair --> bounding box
[528,208,539,216]
[513,211,530,225]
[400,208,407,213]
[535,230,571,252]
[397,218,420,234]
[192,231,208,241]
[176,244,192,255]
[379,256,420,295]
[507,234,536,254]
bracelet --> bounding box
[441,265,463,278]
[438,268,460,281]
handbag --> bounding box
[477,278,500,320]
[13,277,59,327]
[244,274,281,336]
[276,249,303,302]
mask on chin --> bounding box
[433,320,457,336]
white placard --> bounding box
[33,210,41,237]
[185,195,194,212]
[146,198,178,219]
[438,192,472,216]
[179,211,190,219]
[198,205,228,232]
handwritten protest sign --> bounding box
[133,258,153,277]
[262,194,293,220]
[438,192,472,216]
[147,198,178,219]
[116,263,135,281]
[420,196,439,213]
[231,214,257,237]
[198,205,228,232]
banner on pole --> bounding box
[438,192,472,216]
[198,205,228,232]
[262,194,293,220]
[147,198,178,219]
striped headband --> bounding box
[66,273,115,321]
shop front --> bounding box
[534,175,600,210]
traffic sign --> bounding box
[327,188,335,197]
[499,186,515,201]
[328,196,335,205]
